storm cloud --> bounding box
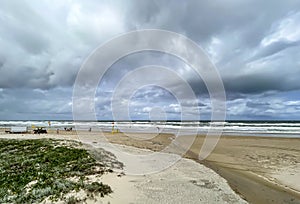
[0,0,300,120]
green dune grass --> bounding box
[0,139,116,203]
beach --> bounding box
[0,131,246,203]
[96,144,247,204]
[2,0,300,202]
[1,130,300,203]
[103,132,300,204]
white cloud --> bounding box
[142,107,152,112]
[206,37,222,63]
[261,11,300,47]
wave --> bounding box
[0,120,300,137]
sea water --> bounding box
[1,120,300,138]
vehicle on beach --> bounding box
[64,127,73,131]
[33,127,47,134]
[5,127,28,134]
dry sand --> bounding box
[99,132,300,204]
[97,144,246,204]
[0,131,246,204]
[1,130,300,203]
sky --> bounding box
[0,0,300,120]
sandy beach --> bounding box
[0,131,246,204]
[1,130,300,203]
[103,132,300,204]
[97,144,247,204]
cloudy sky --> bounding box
[0,0,300,121]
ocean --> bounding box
[1,120,300,138]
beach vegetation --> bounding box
[0,139,114,203]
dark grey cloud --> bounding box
[0,88,72,120]
[249,40,300,62]
[127,0,300,44]
[116,1,300,96]
[246,101,270,109]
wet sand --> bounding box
[190,136,300,204]
[102,132,300,204]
